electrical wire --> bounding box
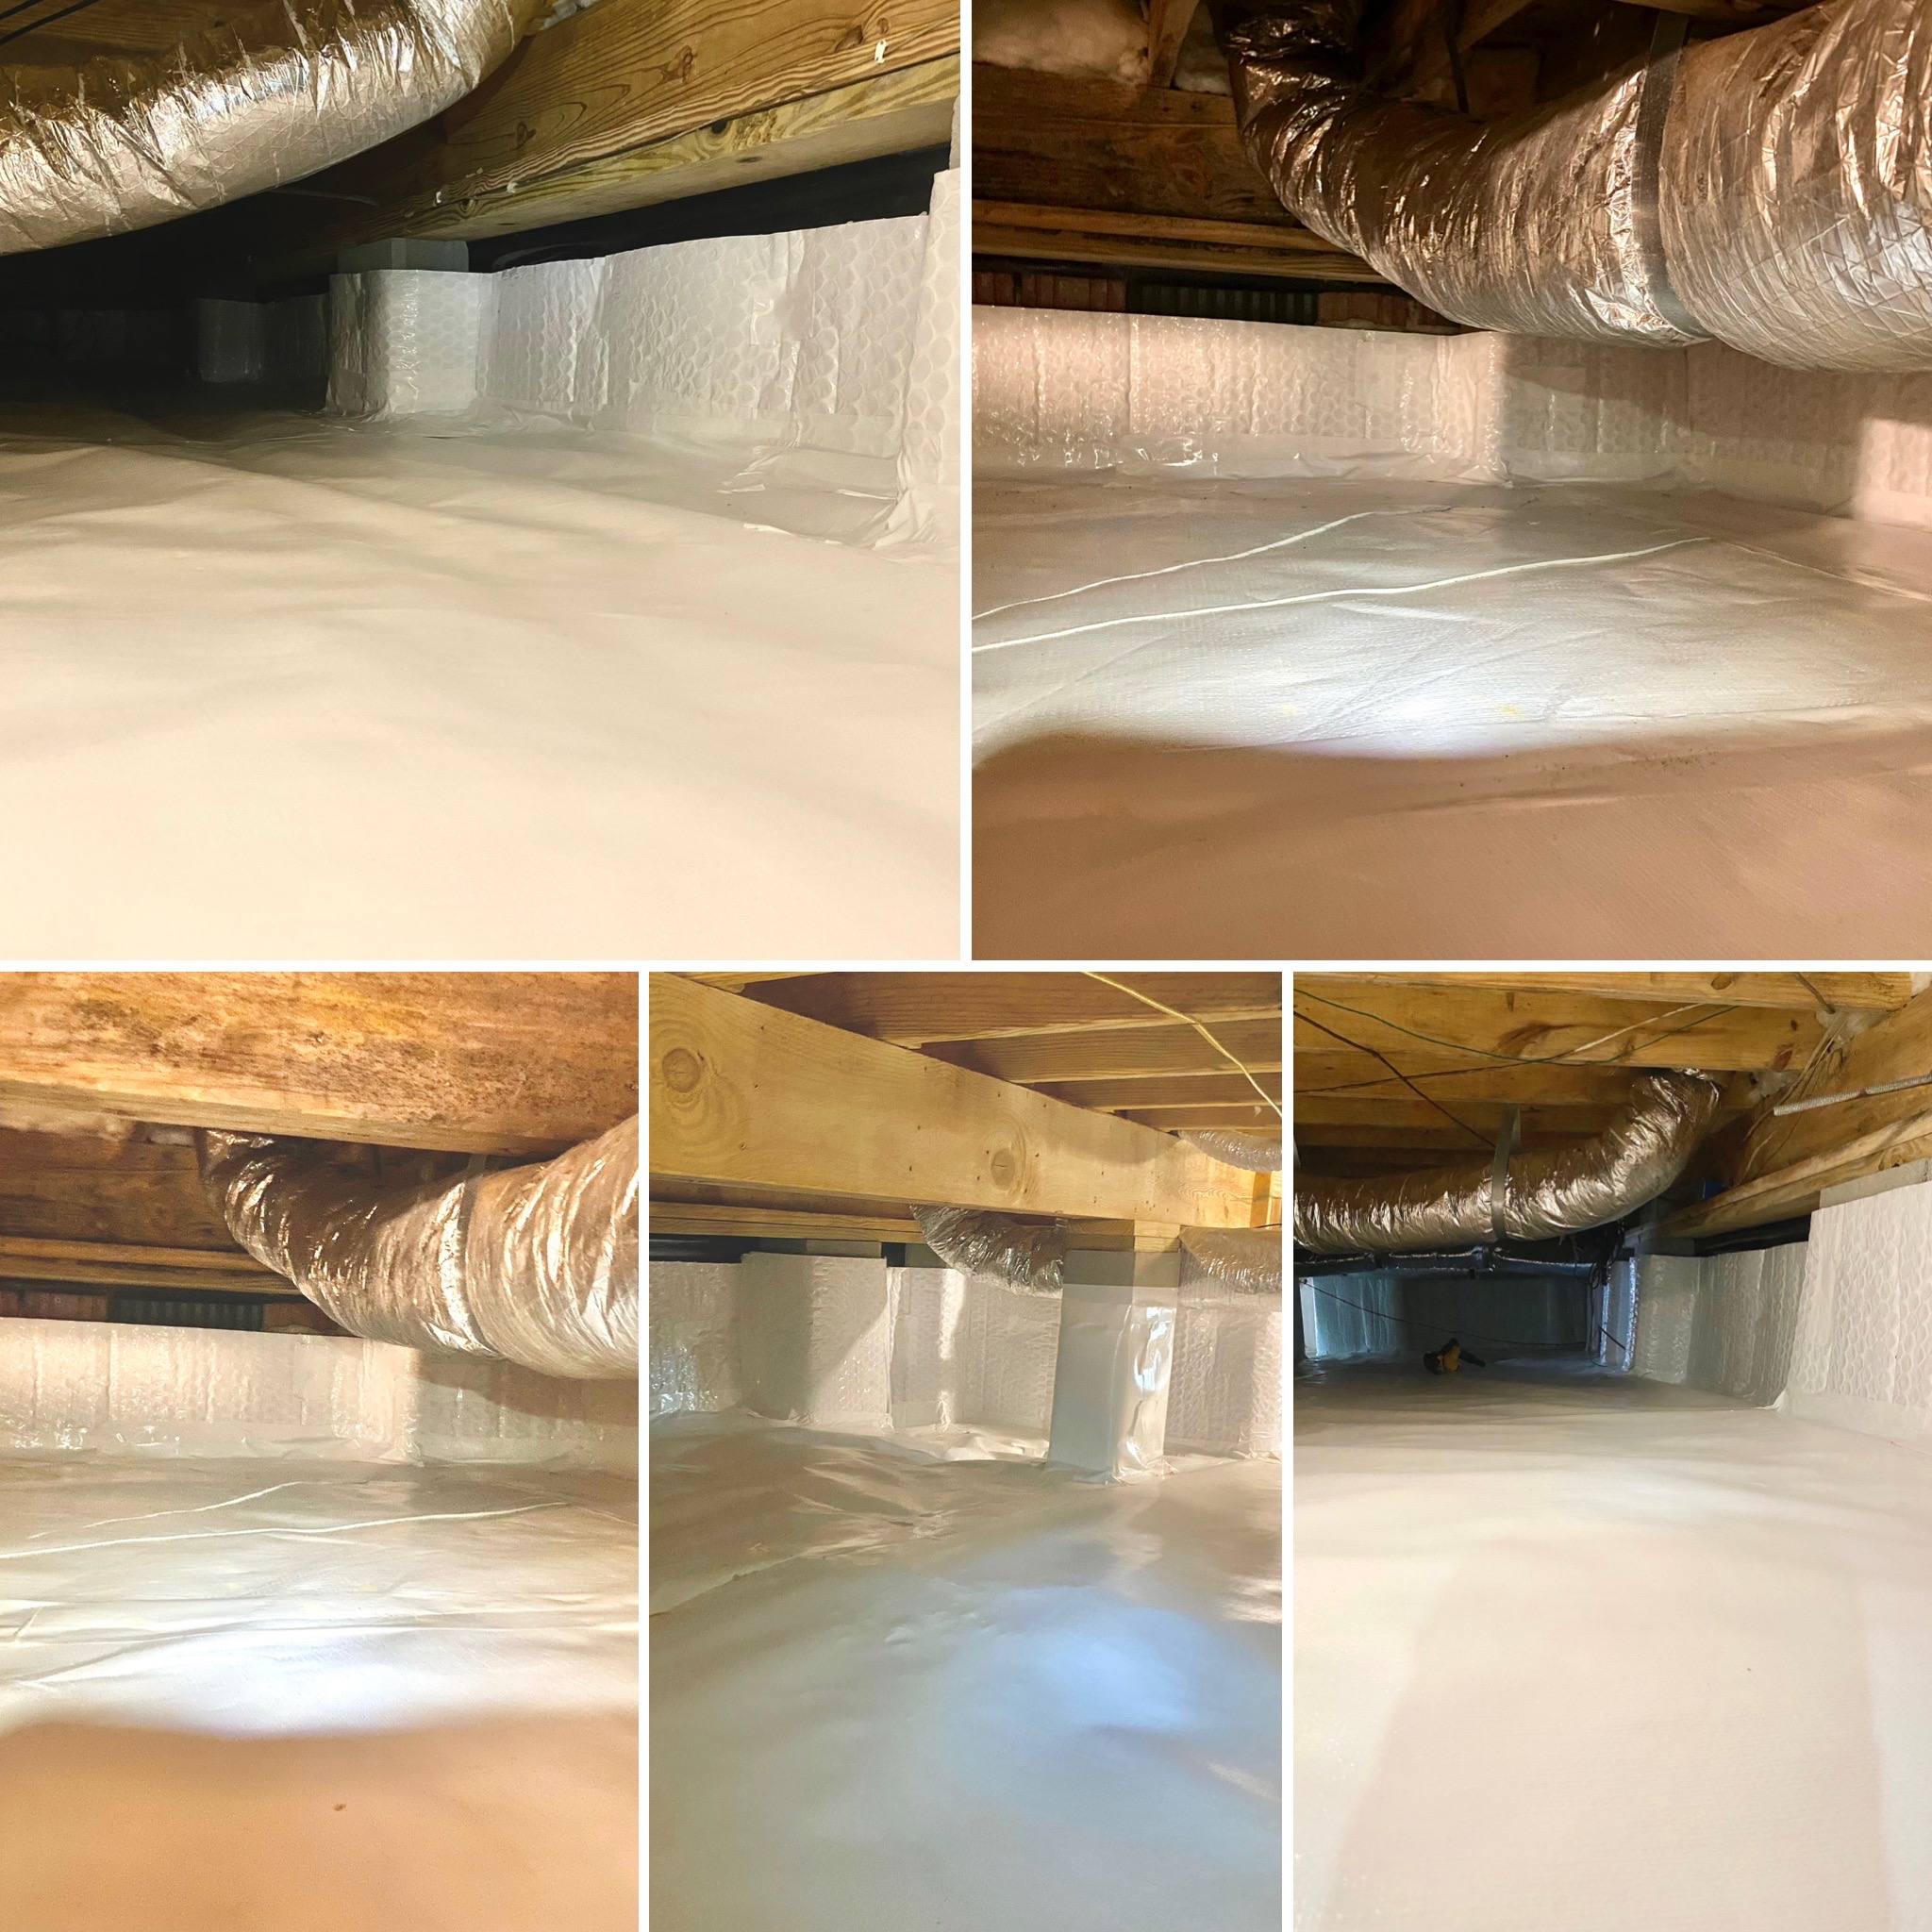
[1294,1005,1491,1149]
[1082,971,1283,1123]
[0,0,110,51]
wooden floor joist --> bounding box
[0,973,638,1155]
[0,1237,294,1296]
[651,975,1276,1232]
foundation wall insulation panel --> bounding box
[974,307,1932,526]
[1619,1247,1810,1405]
[0,1318,637,1470]
[1788,1176,1932,1443]
[648,1259,1280,1457]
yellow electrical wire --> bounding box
[1082,972,1284,1124]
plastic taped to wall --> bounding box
[648,1262,741,1420]
[1181,1226,1285,1294]
[1171,1291,1283,1455]
[737,1254,895,1428]
[0,1316,637,1467]
[0,0,540,256]
[914,1206,1065,1292]
[881,168,964,550]
[201,1119,639,1379]
[1294,1074,1719,1253]
[1789,1176,1932,1442]
[0,1457,635,1739]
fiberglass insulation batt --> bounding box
[0,178,960,959]
[973,308,1932,957]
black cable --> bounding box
[1295,1005,1492,1150]
[0,0,111,51]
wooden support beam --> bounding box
[648,1201,922,1242]
[1332,972,1915,1014]
[245,0,958,269]
[927,1017,1283,1086]
[974,200,1384,283]
[0,974,637,1156]
[1035,1072,1283,1111]
[741,971,1281,1044]
[1662,1109,1932,1240]
[1294,980,1824,1073]
[0,1237,294,1295]
[1734,989,1932,1185]
[651,976,1274,1228]
[1145,0,1200,90]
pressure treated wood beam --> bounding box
[1733,988,1932,1185]
[650,975,1275,1228]
[1333,973,1916,1014]
[649,1201,923,1241]
[234,0,958,271]
[0,1237,294,1295]
[1662,1108,1932,1240]
[0,974,638,1155]
[1294,980,1824,1074]
[741,971,1281,1045]
[974,200,1383,282]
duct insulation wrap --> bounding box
[1180,1128,1284,1172]
[1293,1073,1722,1254]
[1224,0,1932,370]
[1181,1226,1284,1295]
[200,1117,639,1379]
[0,0,541,257]
[914,1206,1066,1291]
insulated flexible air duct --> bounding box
[1224,0,1932,370]
[200,1115,638,1378]
[1180,1128,1284,1172]
[0,0,543,258]
[1181,1225,1283,1293]
[914,1205,1066,1291]
[1293,1073,1721,1254]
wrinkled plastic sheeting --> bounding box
[1181,1225,1284,1295]
[1294,1074,1721,1253]
[1172,1289,1284,1456]
[648,1262,741,1420]
[0,1317,637,1467]
[880,167,964,551]
[1224,0,1932,370]
[327,218,928,453]
[1225,3,1695,348]
[0,1458,636,1738]
[0,0,540,257]
[1790,1174,1932,1443]
[1181,1128,1284,1172]
[201,1118,638,1380]
[973,306,1932,519]
[914,1205,1066,1292]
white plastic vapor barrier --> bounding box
[647,1259,1281,1460]
[1789,1176,1932,1444]
[0,1318,638,1469]
[1620,1246,1809,1405]
[0,1457,636,1740]
[1298,1365,1932,1930]
[974,307,1932,525]
[652,1415,1281,1932]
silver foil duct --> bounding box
[1293,1073,1721,1255]
[1223,0,1700,347]
[1180,1127,1285,1173]
[913,1205,1065,1292]
[201,1115,639,1379]
[1181,1225,1284,1294]
[1224,0,1932,368]
[0,0,541,258]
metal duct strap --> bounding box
[1293,1073,1722,1255]
[1224,0,1932,369]
[0,0,544,257]
[200,1115,639,1379]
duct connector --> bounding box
[1292,1072,1722,1255]
[1224,0,1932,370]
[0,0,546,257]
[199,1114,639,1379]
